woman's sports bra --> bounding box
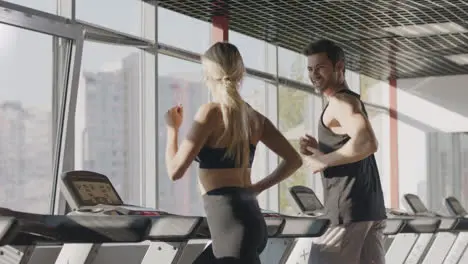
[195,144,257,169]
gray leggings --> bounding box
[193,187,268,264]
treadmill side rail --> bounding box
[0,217,19,246]
[278,217,329,238]
[0,208,153,245]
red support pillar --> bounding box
[211,0,229,43]
[389,78,399,208]
[389,41,399,209]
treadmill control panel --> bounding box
[445,197,467,216]
[63,171,166,216]
[404,194,429,214]
[64,171,124,207]
[296,192,324,212]
[72,180,122,206]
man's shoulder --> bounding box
[329,92,363,114]
[331,91,361,105]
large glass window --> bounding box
[0,24,53,213]
[76,0,153,40]
[424,132,468,214]
[396,77,468,214]
[345,70,361,94]
[277,47,323,214]
[74,42,143,206]
[396,86,435,211]
[360,74,391,207]
[278,47,309,84]
[240,77,277,209]
[158,8,210,53]
[14,0,55,14]
[278,87,322,214]
[157,55,208,215]
[367,108,391,207]
[230,31,276,74]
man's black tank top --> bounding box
[318,89,386,226]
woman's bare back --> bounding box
[198,103,265,194]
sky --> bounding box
[0,0,430,205]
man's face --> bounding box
[307,52,341,93]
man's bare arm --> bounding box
[318,94,378,167]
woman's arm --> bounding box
[165,103,216,181]
[251,117,303,193]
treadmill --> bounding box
[288,185,411,240]
[288,185,441,264]
[401,193,468,264]
[0,217,19,246]
[58,170,206,264]
[259,208,329,264]
[440,196,468,264]
[0,207,152,264]
[59,170,330,264]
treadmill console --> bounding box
[445,196,467,216]
[63,171,164,216]
[288,186,325,216]
[404,193,429,214]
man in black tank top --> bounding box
[299,39,387,264]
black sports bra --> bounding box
[195,144,257,169]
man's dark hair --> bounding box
[303,39,345,69]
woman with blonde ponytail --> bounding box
[164,42,302,263]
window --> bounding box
[345,70,361,94]
[360,74,373,103]
[461,134,468,204]
[240,77,278,209]
[359,74,392,207]
[0,24,53,213]
[230,31,276,74]
[75,42,143,206]
[158,7,210,53]
[366,108,391,207]
[157,54,208,215]
[278,86,322,214]
[277,47,323,214]
[14,0,55,14]
[278,47,309,84]
[76,0,153,40]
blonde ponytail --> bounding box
[202,42,251,168]
[217,77,250,168]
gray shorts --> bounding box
[309,220,386,264]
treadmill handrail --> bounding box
[0,216,19,246]
[0,207,153,245]
[278,216,330,238]
[145,215,205,242]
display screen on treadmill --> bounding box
[450,200,465,214]
[297,193,323,211]
[72,180,122,206]
[407,195,427,213]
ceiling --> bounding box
[146,0,468,81]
